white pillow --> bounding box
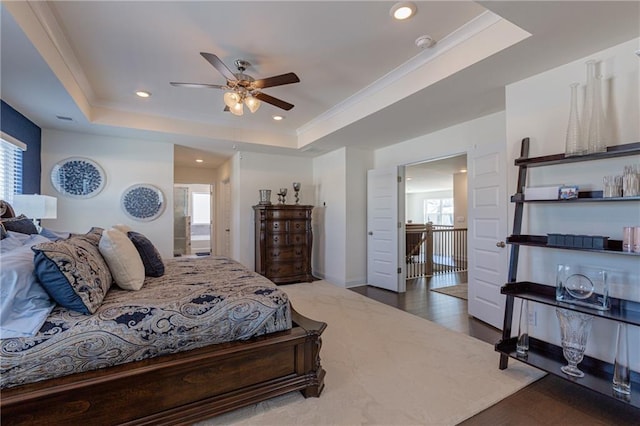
[112,224,132,234]
[99,228,145,290]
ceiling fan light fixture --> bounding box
[390,2,416,20]
[245,95,261,113]
[229,101,244,116]
[224,91,241,108]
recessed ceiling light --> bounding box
[195,159,204,163]
[390,2,417,20]
[272,115,284,121]
[136,90,151,98]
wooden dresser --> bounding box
[253,204,314,284]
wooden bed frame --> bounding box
[0,200,326,425]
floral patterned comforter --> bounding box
[0,256,291,389]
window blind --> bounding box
[0,136,25,203]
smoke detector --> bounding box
[415,35,435,49]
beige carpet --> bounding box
[198,281,544,425]
[430,283,468,300]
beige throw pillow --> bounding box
[112,223,132,234]
[99,228,145,290]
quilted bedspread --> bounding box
[0,256,291,389]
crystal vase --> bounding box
[613,323,631,395]
[516,299,529,356]
[555,308,593,378]
[564,83,584,156]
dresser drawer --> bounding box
[267,246,306,261]
[266,209,311,220]
[265,219,309,234]
[266,220,287,233]
[266,260,308,277]
[288,233,308,245]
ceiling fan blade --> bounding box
[200,52,237,82]
[170,82,227,89]
[254,92,294,111]
[253,72,300,89]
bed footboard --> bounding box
[0,307,326,426]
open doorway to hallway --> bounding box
[404,154,468,290]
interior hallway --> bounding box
[350,274,640,425]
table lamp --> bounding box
[12,194,57,230]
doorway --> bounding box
[173,183,213,256]
[404,154,468,282]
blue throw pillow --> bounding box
[1,215,38,235]
[127,231,164,277]
[32,236,113,314]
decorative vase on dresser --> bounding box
[253,204,314,284]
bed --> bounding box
[0,200,326,425]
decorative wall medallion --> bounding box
[121,184,165,222]
[51,157,106,198]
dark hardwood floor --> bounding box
[349,274,640,425]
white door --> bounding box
[367,166,406,293]
[467,142,509,329]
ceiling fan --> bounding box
[170,52,300,116]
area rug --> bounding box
[198,281,544,425]
[431,282,468,300]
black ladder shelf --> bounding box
[495,138,640,409]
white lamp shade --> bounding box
[223,91,241,108]
[13,194,57,219]
[244,96,260,113]
[229,101,244,116]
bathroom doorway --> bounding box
[173,183,213,256]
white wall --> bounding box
[40,129,174,257]
[374,111,506,169]
[313,148,347,285]
[174,166,216,184]
[505,38,640,369]
[234,151,314,269]
[453,172,468,228]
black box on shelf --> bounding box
[546,233,609,249]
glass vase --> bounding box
[565,83,584,156]
[581,60,595,151]
[587,73,607,153]
[555,308,593,378]
[516,299,529,356]
[613,323,631,395]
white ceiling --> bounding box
[1,1,639,171]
